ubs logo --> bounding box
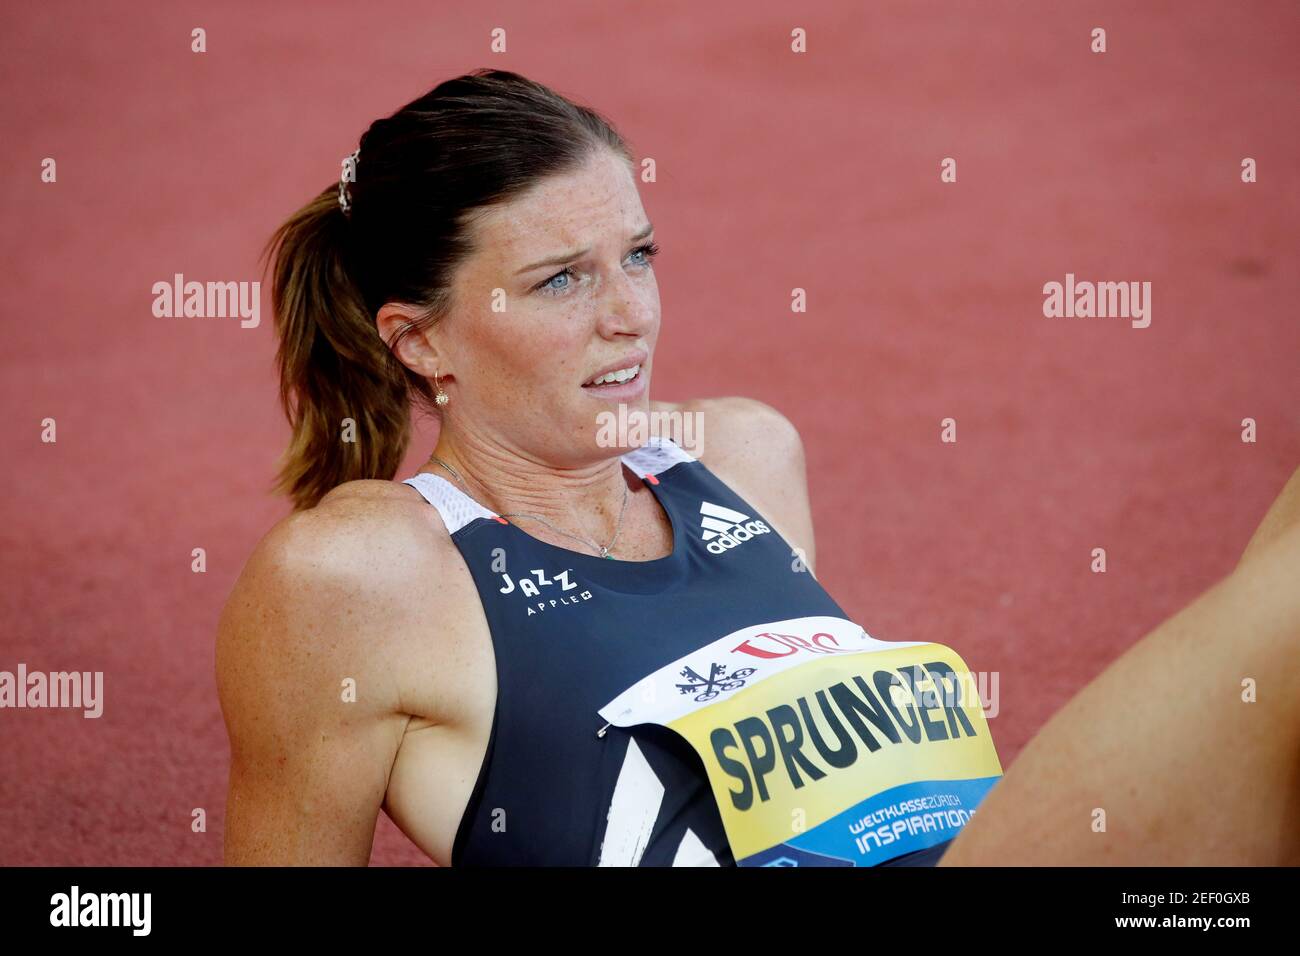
[497,568,594,617]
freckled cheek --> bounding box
[640,284,663,334]
[548,336,593,392]
[470,309,531,362]
[476,312,589,393]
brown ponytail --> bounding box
[263,68,636,511]
[263,186,412,512]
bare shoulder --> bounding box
[216,478,459,715]
[652,396,805,477]
[216,479,469,864]
[651,396,816,570]
[230,479,449,615]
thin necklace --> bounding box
[427,454,630,559]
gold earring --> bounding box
[434,373,449,407]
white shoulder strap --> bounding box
[403,435,692,534]
[402,473,498,536]
[620,435,696,476]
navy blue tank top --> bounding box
[402,436,953,867]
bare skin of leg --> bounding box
[940,468,1300,866]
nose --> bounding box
[595,267,657,339]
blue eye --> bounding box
[629,241,660,265]
[539,268,573,294]
[532,241,660,297]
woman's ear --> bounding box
[376,302,441,377]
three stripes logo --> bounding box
[698,500,772,555]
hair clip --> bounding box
[338,149,360,215]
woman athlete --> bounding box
[216,69,1300,867]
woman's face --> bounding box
[441,147,660,465]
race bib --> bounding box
[598,615,1003,866]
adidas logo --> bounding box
[698,501,772,555]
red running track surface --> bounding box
[1,1,1297,864]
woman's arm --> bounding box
[216,509,409,865]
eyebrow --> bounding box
[515,223,654,276]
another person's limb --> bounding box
[940,469,1300,866]
[1238,465,1300,571]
